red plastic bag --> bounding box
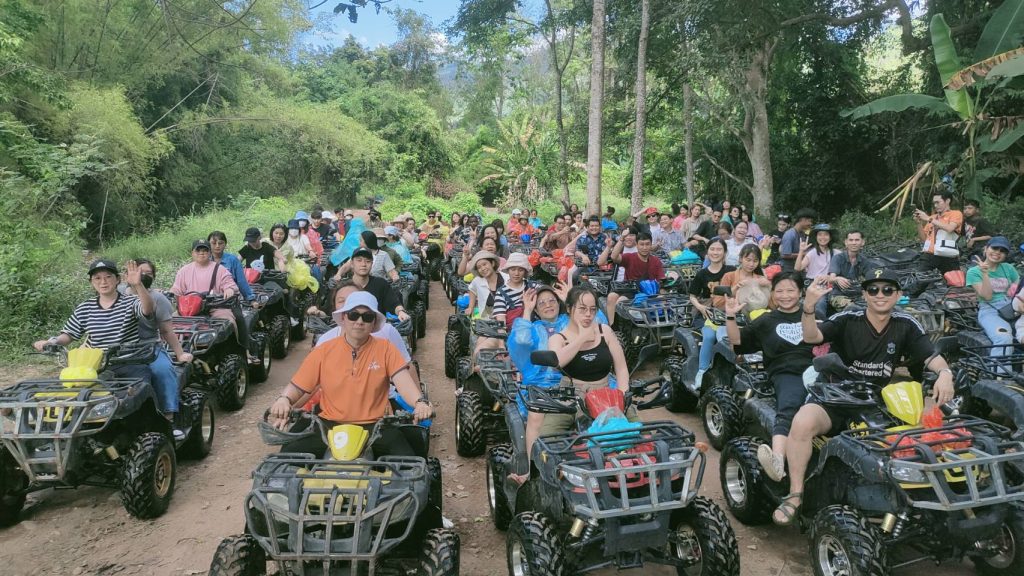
[584,388,625,419]
[944,270,966,287]
[177,293,203,317]
[763,264,782,281]
[244,268,262,284]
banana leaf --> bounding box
[974,0,1024,62]
[946,47,1024,90]
[932,14,973,120]
[842,94,953,120]
[989,50,1024,80]
[980,122,1024,153]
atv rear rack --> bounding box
[537,422,705,519]
[245,454,427,568]
[619,294,692,328]
[843,417,1024,511]
[0,378,140,481]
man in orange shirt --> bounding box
[913,189,963,274]
[268,292,432,457]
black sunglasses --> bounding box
[345,310,377,323]
[864,285,898,296]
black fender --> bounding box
[970,379,1024,429]
[741,396,776,440]
[808,435,887,485]
[671,328,702,397]
[503,402,528,476]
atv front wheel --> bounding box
[809,505,887,576]
[180,390,215,460]
[121,432,176,519]
[0,448,28,527]
[669,496,741,576]
[247,332,271,384]
[487,444,513,530]
[507,512,566,576]
[720,437,773,525]
[427,456,443,514]
[663,355,698,412]
[216,353,248,411]
[414,300,427,339]
[209,534,267,576]
[455,390,487,457]
[417,528,460,576]
[268,314,291,359]
[699,385,740,451]
[444,330,461,378]
[973,517,1024,575]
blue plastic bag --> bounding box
[639,279,660,296]
[331,218,367,266]
[586,408,642,451]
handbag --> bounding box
[997,279,1024,322]
[933,227,959,258]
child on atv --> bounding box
[779,268,956,526]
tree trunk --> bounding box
[586,0,606,216]
[683,82,695,207]
[553,65,572,209]
[741,41,775,220]
[629,0,651,215]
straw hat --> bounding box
[468,250,500,272]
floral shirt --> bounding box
[576,232,608,263]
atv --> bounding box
[946,341,1024,438]
[208,412,457,576]
[720,353,1024,576]
[494,344,741,575]
[258,269,317,343]
[0,343,214,525]
[245,270,294,360]
[240,289,273,384]
[172,293,252,411]
[610,282,692,366]
[454,319,512,457]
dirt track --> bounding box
[0,280,971,575]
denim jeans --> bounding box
[698,325,729,372]
[978,304,1014,359]
[149,347,180,414]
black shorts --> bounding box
[806,398,883,437]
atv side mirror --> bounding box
[530,350,560,368]
[713,286,732,296]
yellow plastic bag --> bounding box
[286,259,320,293]
[59,347,102,382]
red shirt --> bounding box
[620,252,665,281]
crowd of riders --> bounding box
[23,189,1024,574]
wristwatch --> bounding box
[725,316,736,321]
[416,397,431,406]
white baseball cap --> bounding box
[332,291,385,332]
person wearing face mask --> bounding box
[283,219,313,260]
[124,259,193,439]
[207,231,254,303]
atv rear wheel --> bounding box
[507,512,566,576]
[415,300,427,339]
[670,496,741,576]
[973,517,1024,575]
[663,355,697,412]
[0,448,28,527]
[209,534,267,576]
[216,353,247,411]
[809,505,887,576]
[180,390,215,459]
[444,330,461,378]
[487,444,513,530]
[720,437,773,525]
[417,528,460,576]
[699,385,740,451]
[455,390,487,457]
[268,315,290,359]
[121,432,176,519]
[247,332,271,384]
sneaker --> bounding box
[441,516,455,529]
[757,443,787,482]
[694,369,706,390]
[172,428,187,442]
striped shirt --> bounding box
[61,294,145,349]
[493,283,526,317]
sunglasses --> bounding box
[345,310,377,323]
[864,285,898,296]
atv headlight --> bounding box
[86,398,116,422]
[629,310,645,322]
[195,331,216,349]
[888,461,927,484]
[560,468,592,489]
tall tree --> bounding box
[629,0,651,214]
[586,0,607,215]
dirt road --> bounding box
[0,280,972,575]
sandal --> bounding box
[757,444,787,482]
[773,492,802,526]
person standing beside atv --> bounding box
[268,292,431,457]
[125,259,193,438]
[239,227,284,272]
[913,189,963,274]
[208,231,254,303]
[723,272,814,483]
[780,269,956,527]
[601,231,665,325]
[33,259,155,381]
[968,236,1018,357]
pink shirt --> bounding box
[171,262,238,296]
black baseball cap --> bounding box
[351,248,374,261]
[191,239,211,251]
[244,227,261,242]
[87,259,119,277]
[861,268,901,290]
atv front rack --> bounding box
[245,454,427,568]
[619,293,692,328]
[537,422,705,519]
[0,378,140,481]
[844,417,1024,511]
[172,315,234,353]
[953,345,1024,382]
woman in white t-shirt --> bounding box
[795,223,839,279]
[724,221,757,267]
[465,250,509,355]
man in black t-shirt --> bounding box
[764,268,956,527]
[239,227,281,272]
[688,208,722,257]
[963,198,995,262]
